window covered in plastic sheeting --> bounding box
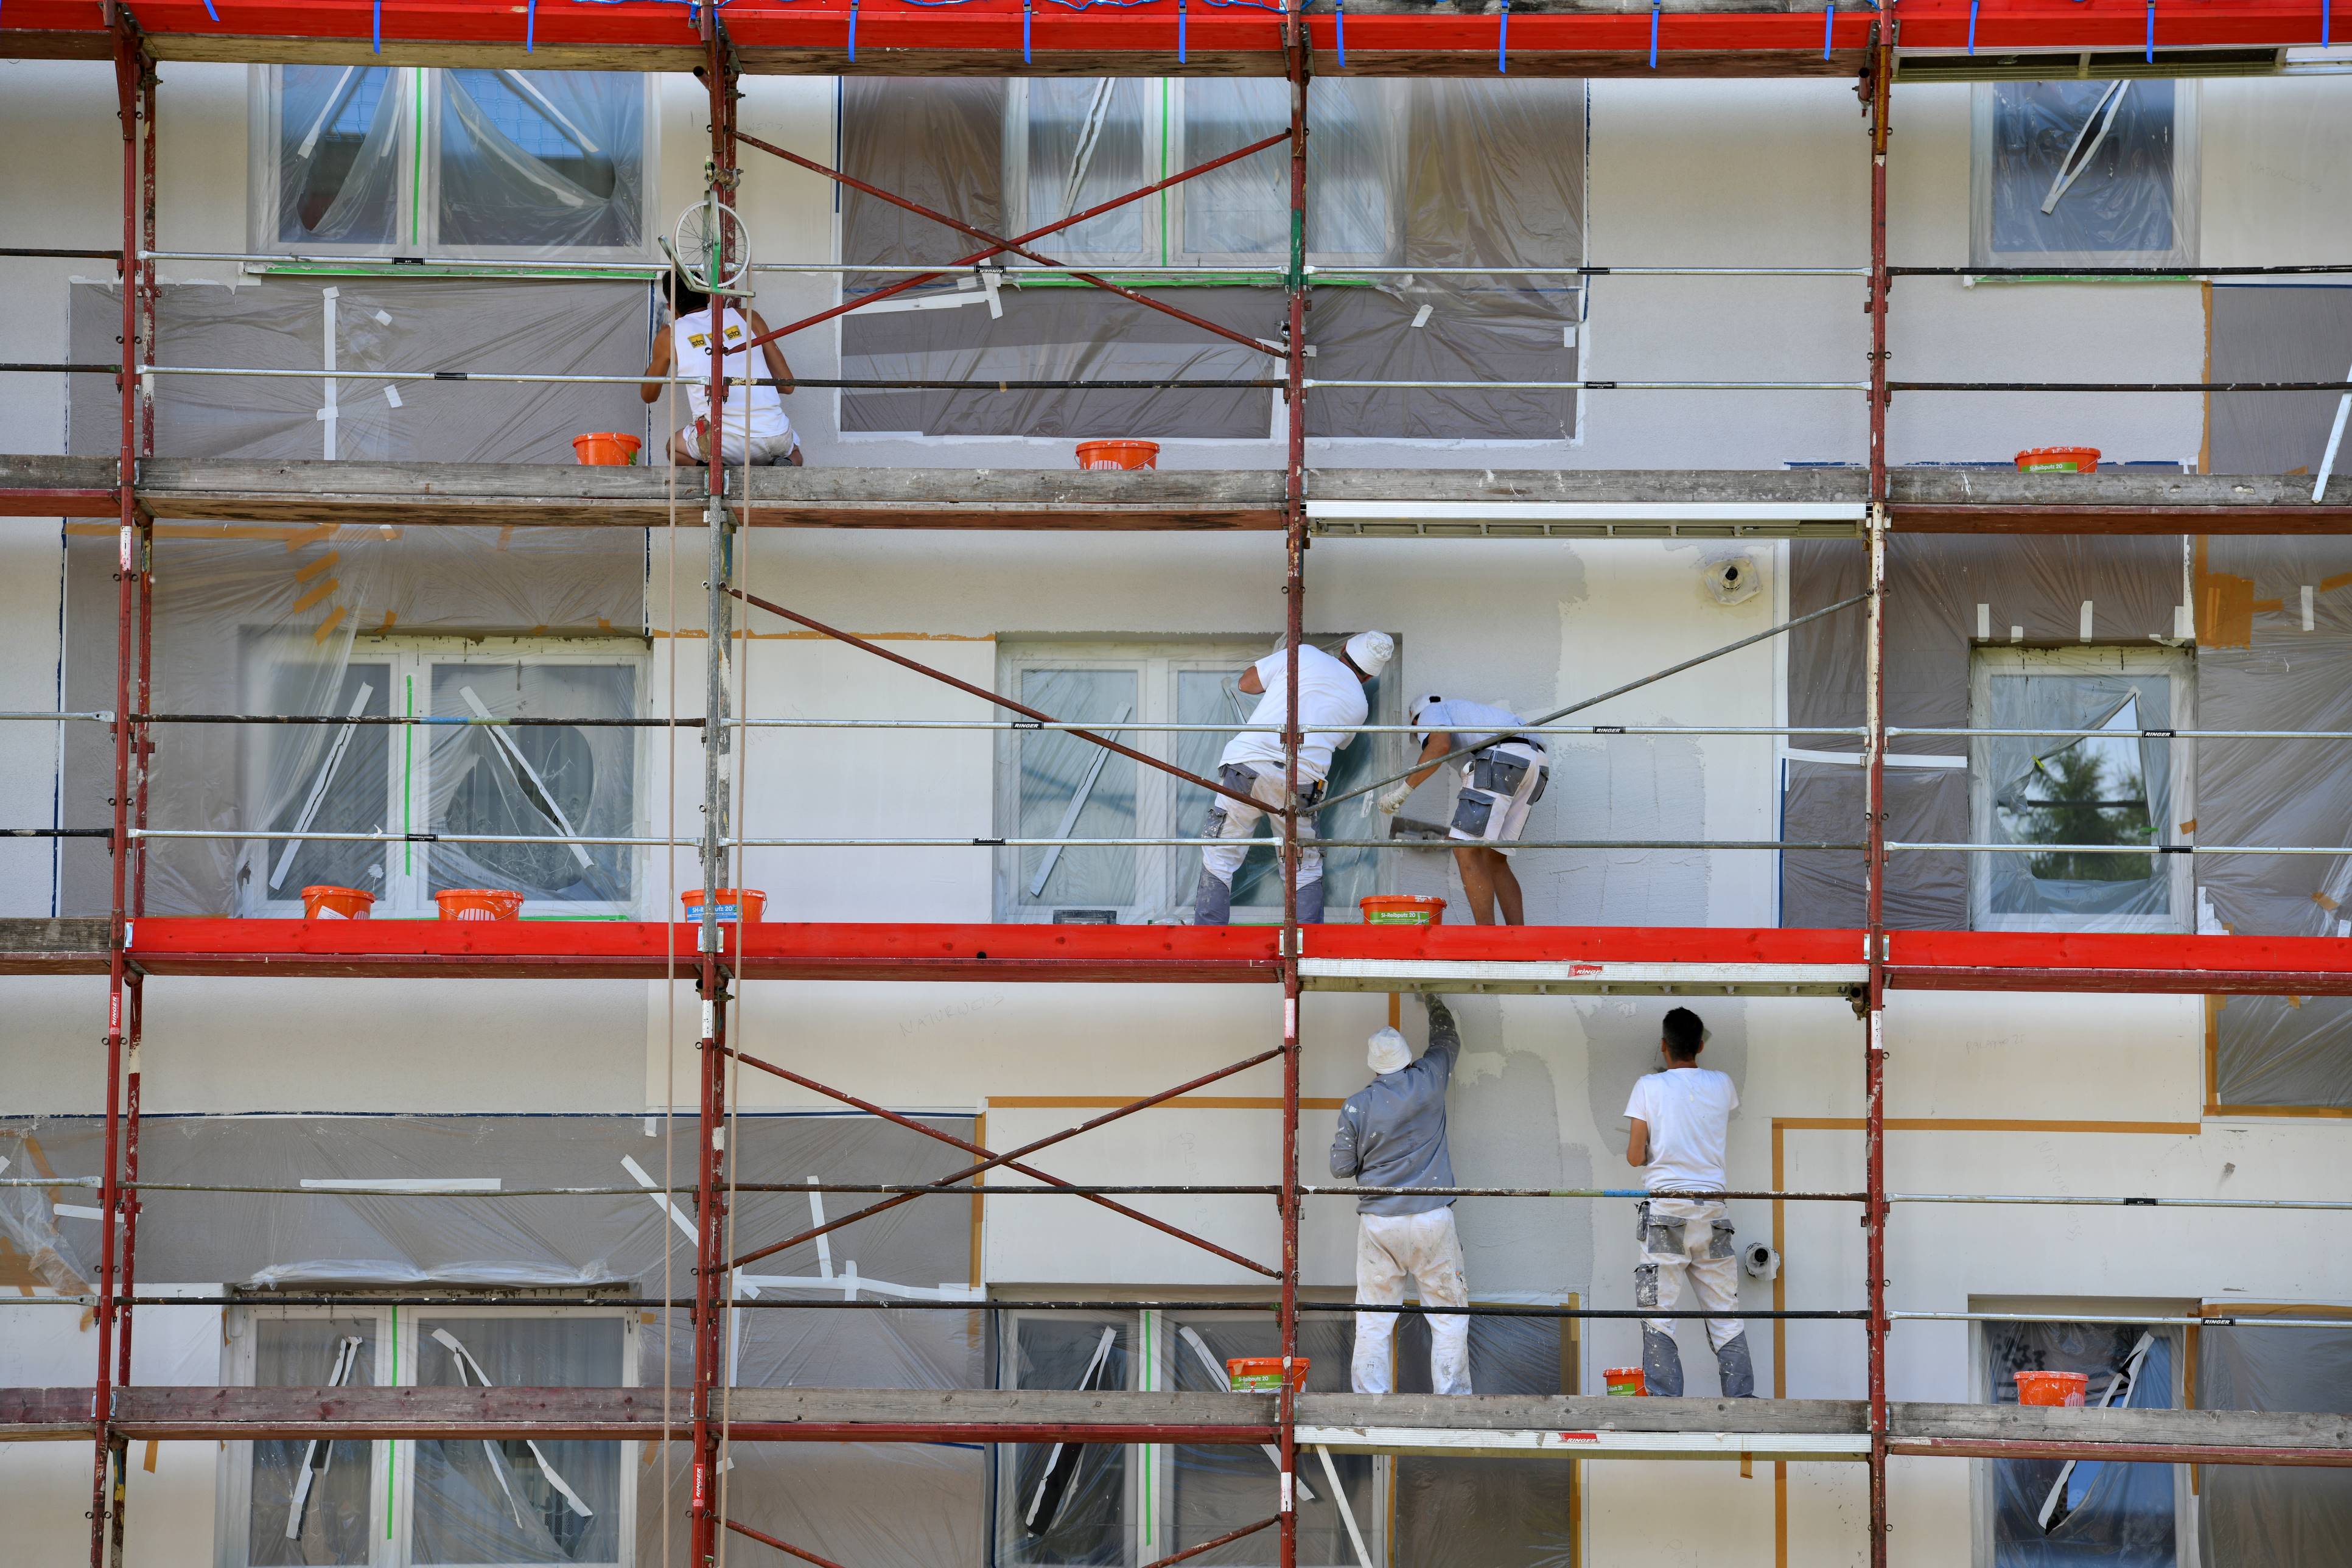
[995,641,1397,922]
[998,1314,1133,1564]
[1968,648,2190,931]
[840,77,1581,443]
[411,1315,628,1565]
[1167,1315,1373,1567]
[1973,82,2197,268]
[1982,1320,2181,1567]
[2197,1318,2352,1563]
[252,67,653,257]
[233,1316,384,1566]
[1392,1314,1576,1567]
[55,518,645,919]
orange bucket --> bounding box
[682,887,768,923]
[435,888,525,922]
[1360,894,1447,925]
[2015,446,2099,474]
[2015,1370,2089,1407]
[299,884,374,920]
[1075,439,1160,471]
[1226,1356,1310,1391]
[572,432,643,466]
[1604,1366,1647,1397]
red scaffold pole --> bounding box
[1862,21,1895,1568]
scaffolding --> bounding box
[5,3,2352,1568]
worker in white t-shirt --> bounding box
[640,271,800,467]
[1373,695,1549,925]
[1622,1007,1755,1398]
[1192,631,1395,926]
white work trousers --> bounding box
[1199,765,1323,889]
[1636,1198,1745,1349]
[1351,1207,1472,1396]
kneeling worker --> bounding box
[641,270,802,467]
[1331,993,1471,1395]
[1624,1006,1755,1397]
[1373,695,1549,925]
[1193,631,1394,925]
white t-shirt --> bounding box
[1624,1067,1738,1194]
[671,304,790,441]
[1219,645,1368,786]
[1417,698,1527,755]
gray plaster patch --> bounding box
[1441,993,1593,1300]
[1525,735,1710,926]
[1583,998,1749,1162]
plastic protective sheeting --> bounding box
[2207,284,2352,478]
[1782,533,2183,931]
[256,67,649,257]
[71,277,651,464]
[58,519,645,917]
[1984,1320,2179,1567]
[1393,1314,1575,1567]
[1972,80,2197,269]
[2196,1319,2352,1564]
[839,78,1581,443]
[245,1315,381,1566]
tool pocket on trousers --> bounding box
[1634,1263,1660,1309]
[1528,764,1550,804]
[1646,1216,1686,1257]
[1471,751,1530,796]
[1710,1219,1737,1260]
[1451,793,1496,836]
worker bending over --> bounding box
[1193,631,1394,925]
[1624,1007,1755,1398]
[1331,993,1472,1396]
[641,270,801,467]
[1375,695,1549,925]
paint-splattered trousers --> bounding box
[1194,764,1326,925]
[1636,1197,1756,1398]
[1351,1206,1473,1395]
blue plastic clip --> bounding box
[1335,0,1346,69]
[1823,2,1834,60]
[2145,0,2156,60]
[1024,0,1033,64]
[1178,0,1187,63]
[373,0,383,54]
[849,0,860,60]
[1648,0,1660,67]
[1497,0,1508,72]
[2325,0,2332,49]
[203,0,220,19]
[1967,0,1978,52]
[527,0,537,51]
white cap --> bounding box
[1409,693,1443,737]
[1367,1027,1412,1075]
[1344,631,1395,678]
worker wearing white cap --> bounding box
[1193,631,1395,925]
[1330,993,1471,1395]
[1373,695,1549,925]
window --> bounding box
[993,1309,1376,1567]
[1972,80,2199,270]
[992,640,1396,923]
[1977,1315,2188,1567]
[254,67,653,257]
[1003,79,1402,267]
[1968,647,2192,933]
[242,637,645,917]
[219,1300,637,1568]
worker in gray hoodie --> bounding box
[1329,993,1471,1395]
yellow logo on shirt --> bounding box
[723,325,743,341]
[687,333,709,349]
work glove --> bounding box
[1374,780,1415,816]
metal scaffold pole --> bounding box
[91,18,148,1568]
[690,18,742,1568]
[1862,19,1895,1568]
[1278,10,1311,1567]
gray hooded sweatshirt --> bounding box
[1328,996,1461,1216]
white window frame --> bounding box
[1967,1301,2199,1568]
[1967,644,2194,934]
[216,1298,640,1568]
[250,66,658,262]
[241,635,649,920]
[992,1305,1384,1568]
[1000,79,1403,270]
[1970,79,2200,271]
